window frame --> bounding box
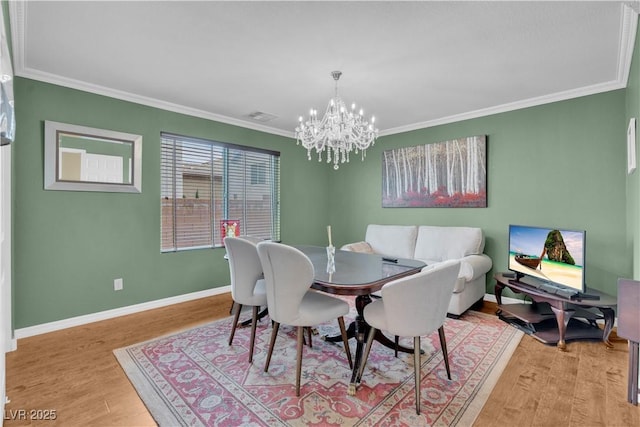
[161,132,280,252]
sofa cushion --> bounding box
[414,226,485,262]
[340,241,375,254]
[365,224,418,260]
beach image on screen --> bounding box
[508,225,584,290]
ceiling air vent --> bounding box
[247,111,278,122]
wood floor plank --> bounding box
[531,346,576,426]
[5,294,231,426]
[474,303,640,427]
[4,297,639,426]
[604,340,638,427]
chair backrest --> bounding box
[256,242,314,324]
[380,260,461,337]
[224,236,263,303]
[238,235,263,244]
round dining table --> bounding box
[295,245,426,395]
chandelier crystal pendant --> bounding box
[295,71,378,170]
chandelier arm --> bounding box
[294,71,378,170]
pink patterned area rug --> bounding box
[114,306,522,426]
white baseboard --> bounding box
[483,293,523,305]
[14,286,231,341]
[13,290,500,341]
[13,290,616,342]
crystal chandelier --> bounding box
[295,71,378,170]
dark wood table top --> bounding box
[296,245,426,296]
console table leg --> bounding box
[550,304,573,351]
[599,307,615,348]
[494,281,505,307]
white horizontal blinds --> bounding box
[179,140,216,249]
[269,156,281,240]
[161,133,280,251]
[161,134,216,250]
[160,139,175,250]
[225,148,280,241]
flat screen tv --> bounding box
[508,224,586,293]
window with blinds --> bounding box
[161,133,280,252]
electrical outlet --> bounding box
[114,278,123,291]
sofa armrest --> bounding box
[458,254,492,281]
[340,241,375,254]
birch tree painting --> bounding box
[382,135,487,207]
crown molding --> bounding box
[8,1,293,139]
[8,1,639,140]
[16,67,295,138]
[381,4,639,137]
[618,3,639,85]
[8,1,24,73]
[379,79,627,137]
[626,1,640,14]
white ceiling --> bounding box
[8,1,640,138]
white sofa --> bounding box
[341,224,492,316]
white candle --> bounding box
[327,225,333,247]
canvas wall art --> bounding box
[382,135,487,208]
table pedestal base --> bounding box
[323,295,422,395]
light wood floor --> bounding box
[4,293,639,426]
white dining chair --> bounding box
[256,241,353,396]
[356,260,461,414]
[238,235,264,244]
[224,236,268,364]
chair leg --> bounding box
[228,302,242,346]
[394,335,399,357]
[338,316,353,369]
[438,325,452,380]
[356,327,376,383]
[414,336,422,415]
[264,322,280,373]
[248,305,259,364]
[301,327,312,347]
[296,326,304,397]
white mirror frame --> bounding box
[44,121,142,193]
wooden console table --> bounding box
[494,273,616,351]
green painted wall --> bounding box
[627,16,640,279]
[12,78,329,329]
[11,16,638,328]
[328,90,630,299]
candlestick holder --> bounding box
[326,245,335,273]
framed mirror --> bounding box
[44,121,142,193]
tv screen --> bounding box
[508,225,586,293]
